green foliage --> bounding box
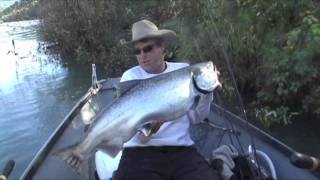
[38,0,320,126]
[257,3,320,119]
[195,0,320,125]
[38,0,181,77]
[38,0,133,76]
[255,106,299,128]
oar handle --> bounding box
[0,160,15,180]
[290,152,320,171]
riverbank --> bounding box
[0,0,39,22]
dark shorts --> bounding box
[113,146,220,180]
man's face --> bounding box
[133,40,165,74]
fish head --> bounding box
[191,61,221,93]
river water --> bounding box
[0,20,96,179]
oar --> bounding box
[0,160,15,180]
[290,152,320,171]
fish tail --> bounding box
[53,144,90,179]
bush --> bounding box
[38,0,182,77]
[38,0,320,125]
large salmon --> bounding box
[54,61,221,177]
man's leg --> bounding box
[113,148,170,180]
[171,147,221,180]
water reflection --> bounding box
[0,20,91,179]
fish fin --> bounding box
[115,79,140,98]
[96,138,123,158]
[79,99,100,125]
[71,99,99,129]
[138,122,153,137]
[190,95,201,110]
[53,144,90,179]
[138,118,165,137]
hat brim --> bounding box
[121,29,177,47]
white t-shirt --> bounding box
[121,61,212,147]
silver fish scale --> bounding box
[78,66,199,157]
[55,62,219,170]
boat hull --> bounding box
[20,78,320,180]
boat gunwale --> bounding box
[211,103,320,178]
[19,79,116,180]
[211,103,296,156]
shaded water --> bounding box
[0,20,96,179]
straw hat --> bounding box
[121,19,177,47]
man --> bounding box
[109,19,220,180]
